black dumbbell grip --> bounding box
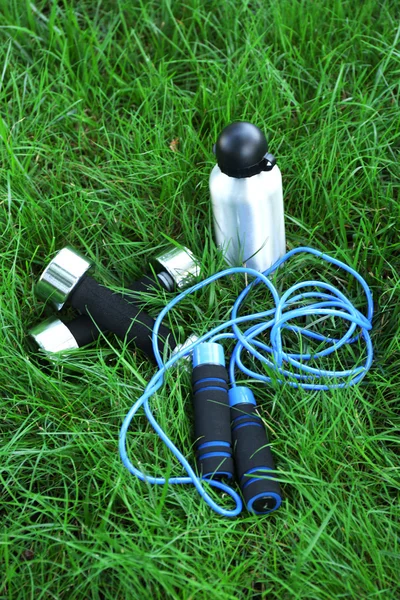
[64,274,170,350]
[192,364,234,479]
[69,275,176,360]
[232,402,281,510]
[125,274,166,295]
[67,315,101,347]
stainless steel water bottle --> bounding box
[209,122,285,273]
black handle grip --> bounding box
[62,274,171,351]
[192,363,234,480]
[67,315,102,347]
[68,275,176,361]
[125,274,170,295]
[231,399,281,514]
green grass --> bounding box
[0,0,399,597]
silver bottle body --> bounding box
[209,164,286,273]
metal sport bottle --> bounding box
[209,122,285,273]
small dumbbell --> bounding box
[229,387,282,514]
[191,343,234,480]
[30,245,199,362]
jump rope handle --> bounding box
[229,387,282,514]
[191,343,234,480]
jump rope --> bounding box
[119,246,374,517]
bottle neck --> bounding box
[219,153,276,179]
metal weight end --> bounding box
[172,333,199,360]
[28,317,79,353]
[154,245,200,290]
[35,247,93,310]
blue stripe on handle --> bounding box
[245,466,273,477]
[195,377,227,385]
[232,422,263,433]
[198,451,231,460]
[197,441,230,450]
[194,386,228,394]
[202,471,233,480]
[232,414,262,425]
[241,467,273,488]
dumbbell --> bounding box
[229,386,282,514]
[29,245,199,362]
[191,342,234,480]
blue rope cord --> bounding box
[119,247,373,517]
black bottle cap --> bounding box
[214,122,276,179]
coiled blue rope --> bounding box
[119,247,373,517]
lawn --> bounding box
[0,1,399,598]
